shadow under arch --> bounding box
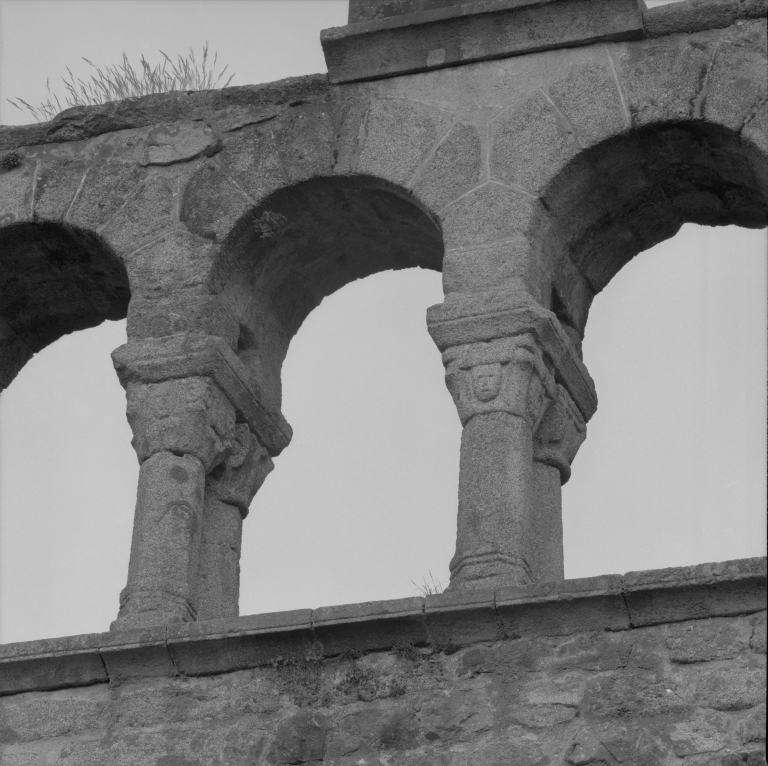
[0,220,131,391]
[220,175,444,408]
[539,120,768,332]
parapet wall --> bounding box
[1,558,765,765]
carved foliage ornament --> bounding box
[533,383,586,483]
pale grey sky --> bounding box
[0,0,765,644]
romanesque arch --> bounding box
[0,0,764,634]
[0,220,129,391]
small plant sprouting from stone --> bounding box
[411,571,446,597]
[393,641,420,662]
[254,210,288,239]
[7,43,235,123]
[0,152,23,171]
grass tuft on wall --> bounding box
[8,43,235,123]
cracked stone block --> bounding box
[665,616,752,663]
[442,237,539,298]
[613,31,717,127]
[166,609,315,675]
[703,21,768,131]
[66,158,144,231]
[140,122,222,166]
[441,182,540,249]
[546,49,629,148]
[491,90,581,195]
[180,158,254,242]
[357,98,454,186]
[125,230,224,300]
[214,123,286,204]
[270,711,328,765]
[0,684,109,745]
[273,106,336,183]
[126,290,239,345]
[0,161,33,225]
[100,174,177,255]
[412,121,482,211]
[33,153,88,220]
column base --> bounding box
[111,589,195,631]
[448,551,532,591]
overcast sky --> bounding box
[0,0,765,645]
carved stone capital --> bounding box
[207,423,274,516]
[443,333,556,430]
[427,292,597,423]
[533,384,586,484]
[112,334,292,455]
[126,377,236,472]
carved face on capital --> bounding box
[471,363,502,402]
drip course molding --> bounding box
[1,556,764,697]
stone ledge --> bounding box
[0,556,764,696]
[322,0,644,84]
[642,0,767,38]
[0,75,330,152]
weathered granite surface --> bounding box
[0,559,765,764]
[0,0,765,676]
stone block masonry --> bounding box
[0,558,765,764]
[0,0,766,760]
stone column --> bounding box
[530,384,586,581]
[427,293,597,592]
[112,377,236,630]
[443,334,556,590]
[110,334,292,631]
[196,424,274,621]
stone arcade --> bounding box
[0,0,766,762]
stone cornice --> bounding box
[1,557,764,697]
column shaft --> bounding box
[114,451,206,629]
[452,412,534,588]
[529,462,565,581]
[196,495,243,621]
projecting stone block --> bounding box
[623,557,768,627]
[0,634,106,696]
[139,122,222,166]
[425,589,500,646]
[98,625,175,680]
[496,574,630,637]
[313,597,428,655]
[167,610,316,675]
[322,0,643,84]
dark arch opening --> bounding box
[0,220,131,390]
[540,120,767,332]
[221,175,444,408]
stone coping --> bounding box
[320,0,767,84]
[1,557,764,697]
[1,0,764,149]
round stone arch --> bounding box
[215,173,445,417]
[538,117,768,339]
[0,220,131,392]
